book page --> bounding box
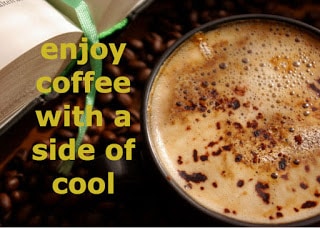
[0,0,81,70]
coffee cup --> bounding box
[142,14,320,226]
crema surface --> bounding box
[147,18,320,225]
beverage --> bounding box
[144,15,320,225]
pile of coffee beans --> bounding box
[1,0,320,226]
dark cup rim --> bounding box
[142,13,320,226]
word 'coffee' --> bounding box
[146,17,320,225]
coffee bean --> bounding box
[127,38,144,50]
[189,10,199,23]
[26,174,39,189]
[167,39,177,48]
[102,108,117,120]
[102,130,117,141]
[218,10,228,17]
[28,215,42,226]
[23,160,41,173]
[105,122,119,131]
[172,24,183,32]
[115,136,127,145]
[88,134,100,145]
[55,128,75,139]
[129,123,141,134]
[137,67,151,83]
[105,63,121,76]
[14,149,29,162]
[87,118,105,135]
[47,215,60,226]
[144,53,154,64]
[222,0,235,11]
[10,190,29,204]
[81,134,91,144]
[0,193,11,213]
[204,0,216,8]
[96,92,114,104]
[5,176,19,192]
[122,47,136,61]
[200,10,212,23]
[97,201,116,210]
[144,32,164,54]
[2,210,12,224]
[168,31,182,39]
[127,59,147,70]
[128,107,140,122]
[40,192,61,206]
[116,93,133,107]
[15,204,34,224]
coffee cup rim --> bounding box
[142,14,320,226]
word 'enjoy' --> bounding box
[41,37,126,65]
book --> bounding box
[0,0,151,135]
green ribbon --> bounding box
[57,0,127,175]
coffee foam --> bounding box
[147,19,320,225]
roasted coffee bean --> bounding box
[147,52,155,62]
[55,128,75,139]
[28,215,42,226]
[144,32,164,53]
[105,122,118,131]
[116,93,133,107]
[168,31,182,39]
[127,38,144,50]
[189,10,199,23]
[15,204,34,224]
[87,134,100,145]
[137,67,151,83]
[102,130,117,141]
[4,170,19,177]
[172,23,183,32]
[40,192,61,206]
[200,10,212,23]
[47,160,62,173]
[47,215,60,226]
[105,63,121,76]
[204,0,216,8]
[102,107,117,120]
[23,160,41,173]
[128,107,140,122]
[10,190,29,204]
[14,149,29,162]
[2,210,12,224]
[115,136,127,145]
[127,59,147,70]
[87,119,105,135]
[129,123,141,134]
[96,92,114,104]
[167,39,177,48]
[81,134,91,144]
[0,193,12,213]
[5,176,19,192]
[26,174,40,189]
[122,47,136,61]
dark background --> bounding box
[1,0,320,226]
